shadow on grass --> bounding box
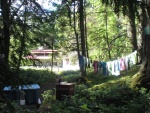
[86,66,140,87]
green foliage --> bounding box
[58,70,81,83]
[87,0,132,61]
[41,90,56,107]
[0,100,36,113]
[18,69,56,85]
[39,66,150,113]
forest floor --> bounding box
[21,66,141,112]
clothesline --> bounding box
[93,51,138,76]
[79,51,139,76]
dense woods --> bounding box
[0,0,150,112]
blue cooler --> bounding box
[20,84,40,105]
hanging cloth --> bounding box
[120,58,126,71]
[79,55,85,71]
[93,61,98,74]
[99,62,107,76]
[113,60,120,76]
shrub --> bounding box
[18,69,56,85]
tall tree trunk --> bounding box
[1,0,10,66]
[137,1,150,88]
[79,0,86,77]
[140,4,148,62]
[0,0,12,98]
[131,2,150,89]
[128,1,138,51]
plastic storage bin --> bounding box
[3,86,19,100]
[20,84,40,105]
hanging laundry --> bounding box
[111,61,115,75]
[98,61,103,75]
[84,57,87,68]
[86,58,91,68]
[89,59,93,68]
[128,54,133,68]
[106,61,110,75]
[86,58,89,68]
[132,51,137,65]
[98,61,101,75]
[120,58,126,71]
[93,51,138,76]
[117,59,121,71]
[125,55,131,71]
[107,61,113,75]
[113,60,120,76]
[124,56,128,71]
[79,55,85,71]
[100,62,107,76]
[127,57,131,70]
[127,51,137,68]
[114,60,117,73]
[93,61,98,74]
